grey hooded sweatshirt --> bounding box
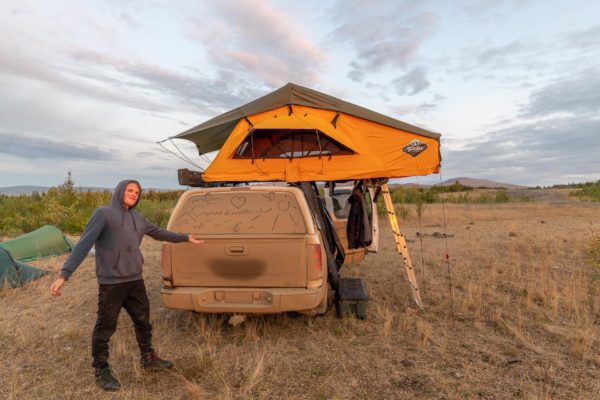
[60,179,188,284]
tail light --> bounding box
[161,244,173,288]
[307,244,322,283]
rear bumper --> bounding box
[161,285,327,314]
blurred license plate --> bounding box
[225,292,252,303]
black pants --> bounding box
[92,279,153,369]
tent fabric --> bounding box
[201,105,441,182]
[0,225,74,262]
[174,83,441,182]
[175,82,441,154]
[0,247,48,288]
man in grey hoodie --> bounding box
[50,179,202,391]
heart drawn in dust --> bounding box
[231,196,246,209]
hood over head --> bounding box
[112,179,142,210]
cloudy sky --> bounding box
[1,0,599,188]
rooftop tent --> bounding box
[0,225,74,262]
[174,82,441,182]
[0,247,48,289]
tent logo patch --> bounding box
[403,140,427,157]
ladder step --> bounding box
[381,183,423,310]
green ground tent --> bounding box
[0,247,48,288]
[0,225,74,261]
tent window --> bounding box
[233,129,354,159]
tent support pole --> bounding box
[380,183,424,309]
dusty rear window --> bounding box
[171,191,307,234]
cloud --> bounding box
[0,3,263,116]
[461,0,527,17]
[392,67,430,96]
[438,65,600,185]
[452,23,600,86]
[519,68,600,118]
[0,50,171,113]
[328,1,438,81]
[347,61,365,82]
[136,151,157,158]
[183,0,325,89]
[389,94,445,119]
[476,40,529,65]
[0,132,118,161]
[441,115,600,186]
[70,49,248,113]
[116,12,142,30]
[0,47,272,119]
[565,23,600,49]
[454,39,541,80]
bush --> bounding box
[589,234,600,269]
[382,184,514,205]
[571,180,600,201]
[0,174,184,236]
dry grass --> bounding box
[1,201,600,399]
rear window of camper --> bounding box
[169,190,307,235]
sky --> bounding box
[0,0,599,189]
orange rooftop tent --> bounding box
[174,83,441,182]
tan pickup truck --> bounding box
[160,185,334,315]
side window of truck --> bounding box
[324,188,352,220]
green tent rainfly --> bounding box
[0,225,74,262]
[0,247,48,288]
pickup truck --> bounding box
[160,183,345,315]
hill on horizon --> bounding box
[435,177,527,189]
[0,185,113,196]
[0,185,179,196]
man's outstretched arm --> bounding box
[50,209,106,296]
[144,221,203,244]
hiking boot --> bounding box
[142,351,173,370]
[94,367,120,391]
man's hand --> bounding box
[188,235,204,244]
[50,276,66,296]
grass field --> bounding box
[1,200,600,399]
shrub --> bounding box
[589,234,600,269]
[571,180,600,201]
[0,174,184,236]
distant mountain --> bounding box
[0,185,182,196]
[0,186,51,195]
[435,177,527,189]
[393,182,430,188]
[0,185,110,196]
